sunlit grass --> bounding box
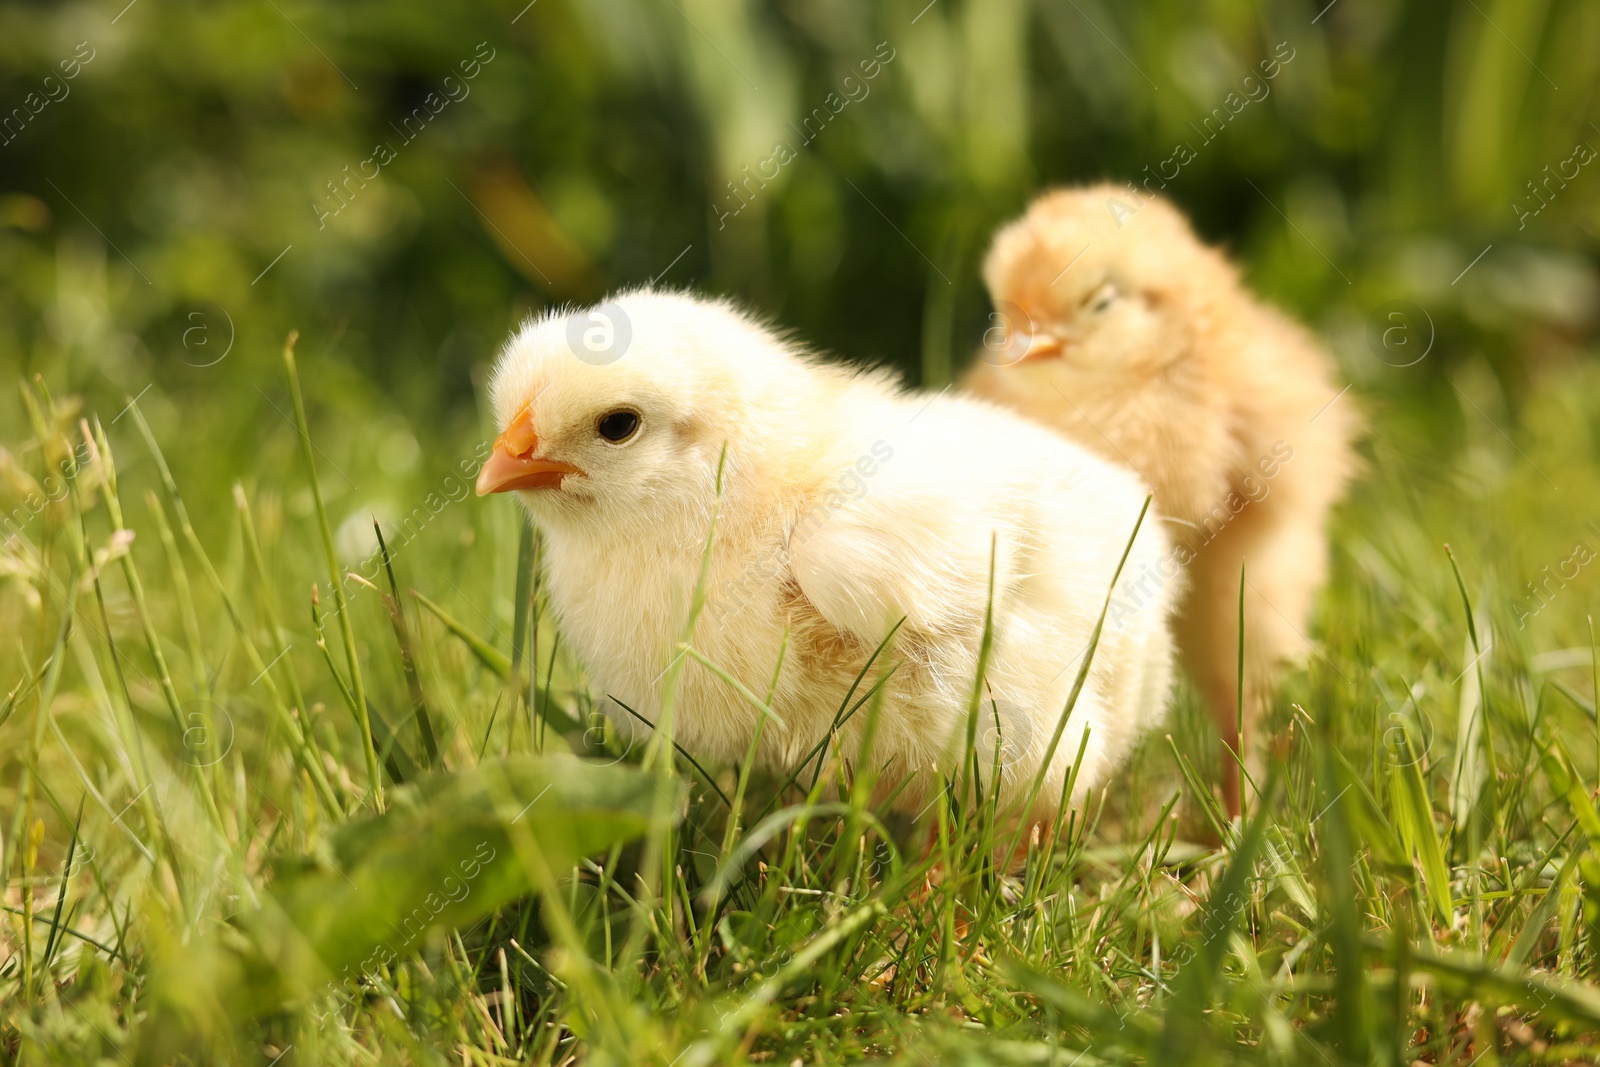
[4,351,1600,1065]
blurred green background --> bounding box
[1,0,1597,546]
[5,6,1600,1058]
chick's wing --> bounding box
[784,433,1023,647]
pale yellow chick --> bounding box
[962,185,1358,815]
[478,290,1179,827]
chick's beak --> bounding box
[1014,331,1066,364]
[475,405,583,495]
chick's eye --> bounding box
[597,410,640,442]
[1086,283,1119,313]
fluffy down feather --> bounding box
[481,290,1179,823]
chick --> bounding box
[477,290,1179,828]
[962,184,1358,816]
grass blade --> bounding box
[374,520,439,767]
[1389,725,1454,925]
[412,588,513,679]
[284,331,381,808]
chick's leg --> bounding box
[1176,499,1322,816]
[1174,563,1246,819]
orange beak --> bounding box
[475,404,583,495]
[1013,331,1065,365]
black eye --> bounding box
[597,410,640,442]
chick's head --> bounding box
[984,184,1232,380]
[477,290,768,525]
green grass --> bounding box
[6,347,1600,1067]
